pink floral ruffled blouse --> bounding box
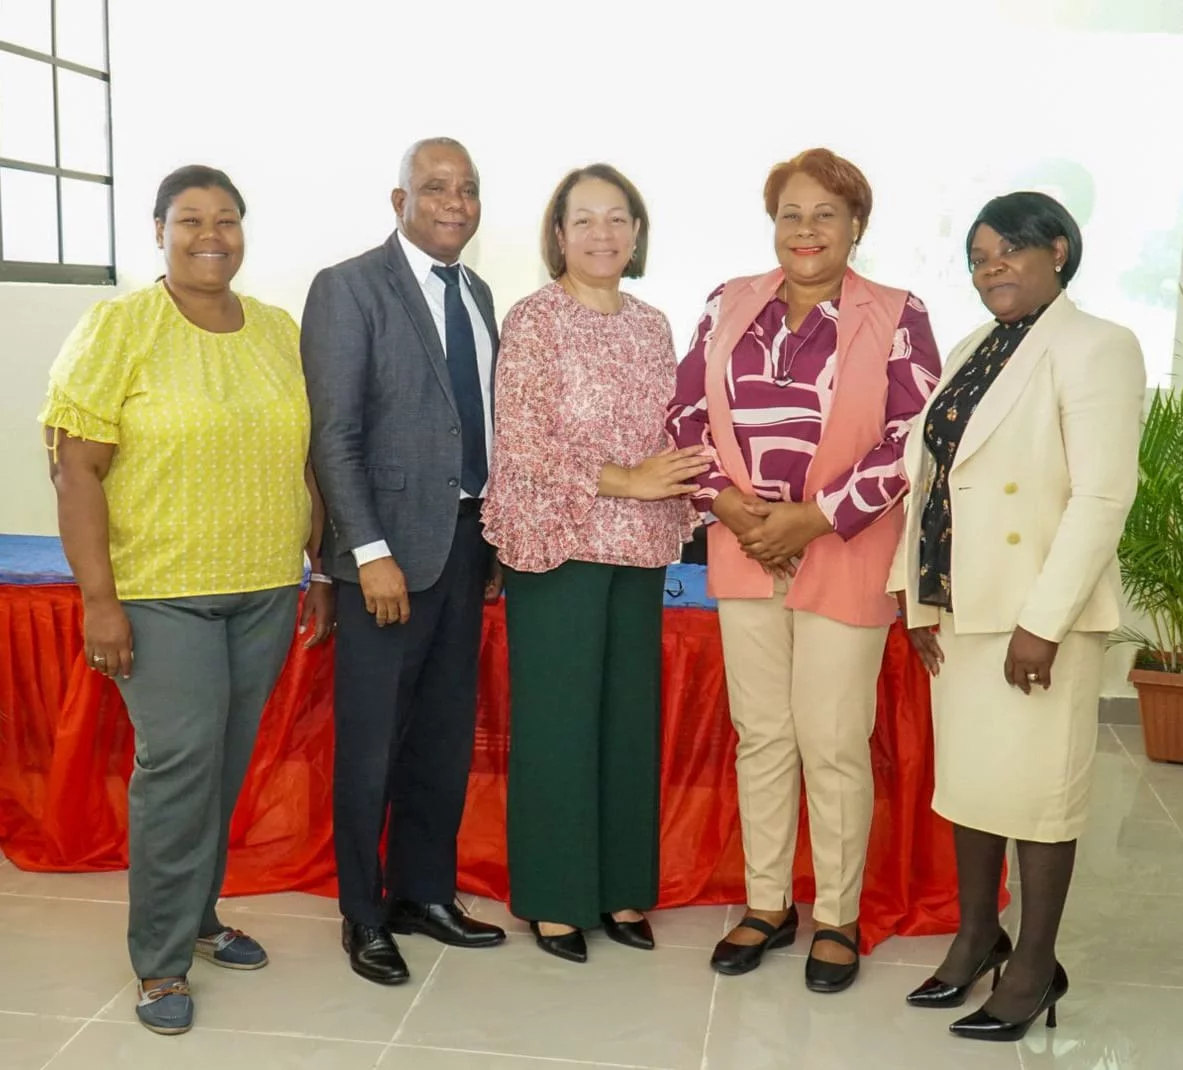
[482,282,696,573]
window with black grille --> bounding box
[0,1,113,284]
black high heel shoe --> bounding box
[906,930,1013,1008]
[529,921,588,964]
[601,912,655,951]
[949,961,1069,1042]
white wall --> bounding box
[0,283,113,534]
[1176,252,1183,376]
[91,0,1183,368]
[3,0,1182,695]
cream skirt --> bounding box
[930,614,1106,842]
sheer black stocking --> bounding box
[934,824,1008,985]
[984,838,1075,1022]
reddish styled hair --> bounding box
[763,148,873,239]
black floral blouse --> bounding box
[917,307,1047,608]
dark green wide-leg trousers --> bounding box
[503,560,664,930]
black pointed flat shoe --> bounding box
[950,962,1069,1042]
[804,926,860,994]
[601,913,655,951]
[906,930,1013,1009]
[710,906,799,976]
[529,921,588,964]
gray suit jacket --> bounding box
[300,232,499,590]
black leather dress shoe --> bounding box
[342,920,410,985]
[387,900,506,948]
[804,926,860,994]
[949,962,1069,1042]
[710,906,799,976]
[601,912,655,951]
[530,921,588,963]
[906,931,1013,1009]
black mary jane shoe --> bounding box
[529,921,588,964]
[601,912,655,951]
[906,930,1013,1009]
[804,926,860,994]
[949,962,1069,1042]
[710,905,799,976]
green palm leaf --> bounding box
[1116,388,1183,673]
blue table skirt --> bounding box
[0,535,73,585]
[0,534,716,609]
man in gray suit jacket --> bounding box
[301,138,506,986]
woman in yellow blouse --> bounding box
[40,165,333,1036]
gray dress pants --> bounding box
[115,586,298,979]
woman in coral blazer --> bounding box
[891,192,1145,1042]
[668,148,940,992]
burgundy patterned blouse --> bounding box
[666,285,941,539]
[482,282,696,573]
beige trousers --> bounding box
[717,587,888,927]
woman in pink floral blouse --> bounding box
[481,164,703,964]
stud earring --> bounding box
[1055,264,1062,273]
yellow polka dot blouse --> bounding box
[38,281,311,600]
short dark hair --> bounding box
[541,164,650,280]
[153,165,246,222]
[967,191,1083,285]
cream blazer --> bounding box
[888,292,1146,642]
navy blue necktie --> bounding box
[431,264,488,496]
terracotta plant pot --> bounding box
[1129,668,1183,764]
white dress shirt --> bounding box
[353,230,495,567]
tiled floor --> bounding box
[2,724,1181,1069]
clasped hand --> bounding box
[717,491,833,576]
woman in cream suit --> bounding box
[890,192,1145,1042]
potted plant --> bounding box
[1114,387,1183,762]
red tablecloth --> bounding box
[0,584,979,952]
